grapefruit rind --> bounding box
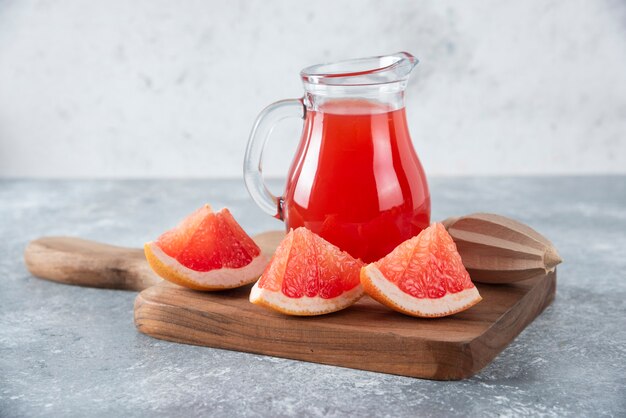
[360,264,482,318]
[249,281,364,316]
[145,241,267,291]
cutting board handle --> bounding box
[24,231,284,291]
[24,237,160,291]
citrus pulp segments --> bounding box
[249,227,365,316]
[360,264,482,317]
[145,242,267,290]
[360,222,482,318]
[174,208,261,271]
[146,205,268,290]
[156,204,213,258]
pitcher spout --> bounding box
[301,51,418,86]
[391,51,419,81]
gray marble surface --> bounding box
[1,177,625,417]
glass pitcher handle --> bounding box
[243,98,305,220]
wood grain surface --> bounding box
[24,230,556,380]
[134,271,556,380]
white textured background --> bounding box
[0,0,625,178]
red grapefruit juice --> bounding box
[282,99,430,263]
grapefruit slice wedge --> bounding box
[250,227,364,316]
[144,204,268,290]
[360,223,482,318]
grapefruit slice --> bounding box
[144,204,268,290]
[360,223,482,318]
[250,227,364,316]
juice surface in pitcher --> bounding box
[283,99,430,263]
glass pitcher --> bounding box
[244,52,430,263]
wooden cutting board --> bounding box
[25,232,556,381]
[135,273,555,380]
